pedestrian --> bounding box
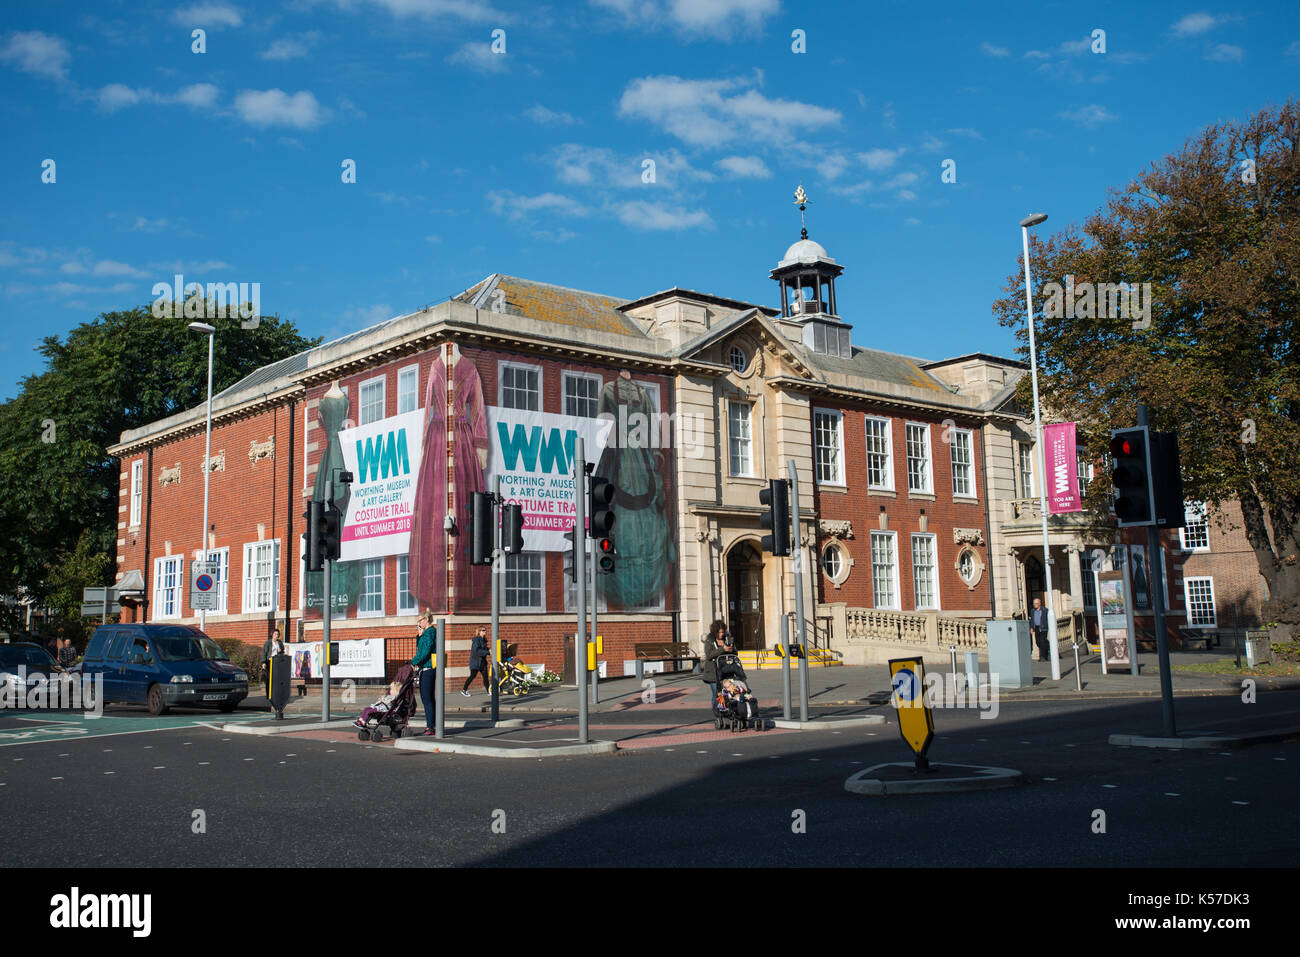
[701,619,733,700]
[263,628,284,702]
[461,625,491,696]
[57,638,77,670]
[1030,597,1051,661]
[410,613,439,735]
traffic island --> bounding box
[223,716,527,735]
[394,736,617,758]
[844,762,1024,795]
[771,714,886,731]
[1108,725,1300,750]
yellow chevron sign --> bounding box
[889,657,934,760]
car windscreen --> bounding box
[0,647,27,667]
[152,635,229,662]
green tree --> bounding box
[992,99,1300,639]
[0,306,320,612]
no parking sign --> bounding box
[190,560,220,611]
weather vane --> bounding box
[793,184,809,240]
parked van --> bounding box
[80,624,249,715]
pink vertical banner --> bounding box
[1044,422,1081,514]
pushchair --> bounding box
[354,664,417,742]
[496,656,532,696]
[712,652,761,731]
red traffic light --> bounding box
[598,538,614,553]
[1109,436,1131,457]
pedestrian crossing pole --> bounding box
[490,475,501,726]
[788,459,809,722]
[573,437,588,744]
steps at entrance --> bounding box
[734,648,843,670]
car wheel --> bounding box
[147,684,168,716]
[217,701,237,713]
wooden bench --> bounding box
[633,642,701,681]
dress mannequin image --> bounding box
[594,371,674,608]
[305,381,362,616]
[409,356,448,612]
[452,352,491,603]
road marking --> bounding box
[243,757,254,761]
[104,771,114,775]
[1066,743,1077,747]
[325,749,336,753]
[1043,777,1057,781]
[1274,757,1286,761]
[103,749,112,752]
[1165,792,1180,796]
[199,762,210,766]
[152,766,165,770]
[1103,784,1117,788]
[809,757,821,762]
[1232,801,1249,806]
[731,753,743,756]
[696,750,708,754]
[144,745,152,749]
[1020,740,1031,744]
[51,776,62,780]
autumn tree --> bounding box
[992,98,1300,641]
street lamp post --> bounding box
[189,322,215,633]
[1019,213,1062,681]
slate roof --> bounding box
[453,274,649,339]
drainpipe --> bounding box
[283,398,296,638]
[980,422,995,618]
[143,445,153,624]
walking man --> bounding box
[1030,597,1051,662]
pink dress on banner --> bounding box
[452,358,490,604]
[409,356,447,612]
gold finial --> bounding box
[793,184,808,239]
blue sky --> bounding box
[2,0,1297,399]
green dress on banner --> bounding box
[305,385,361,616]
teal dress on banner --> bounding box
[305,386,361,616]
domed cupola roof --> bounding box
[778,238,836,268]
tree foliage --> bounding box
[992,99,1300,629]
[0,306,320,620]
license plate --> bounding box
[202,694,227,701]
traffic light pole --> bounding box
[322,479,333,723]
[573,437,588,744]
[787,459,809,723]
[589,532,599,706]
[1138,404,1177,737]
[490,475,501,725]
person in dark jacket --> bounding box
[461,625,491,696]
[410,614,439,734]
[1030,598,1051,662]
[701,619,733,700]
[261,628,283,697]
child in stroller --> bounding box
[495,656,533,696]
[354,664,417,741]
[712,652,761,731]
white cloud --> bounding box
[548,143,708,189]
[980,42,1009,57]
[172,3,243,28]
[619,74,840,148]
[361,0,505,22]
[885,171,919,189]
[261,32,320,61]
[92,260,148,278]
[590,0,777,37]
[860,147,905,171]
[487,190,590,220]
[1058,104,1118,126]
[608,200,713,231]
[716,155,771,178]
[1,31,71,81]
[132,217,170,233]
[814,150,851,181]
[60,261,85,274]
[447,40,508,73]
[98,83,150,111]
[97,82,218,112]
[525,104,577,125]
[172,83,219,108]
[1205,43,1244,62]
[234,89,330,129]
[946,127,984,140]
[1170,13,1220,37]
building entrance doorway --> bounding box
[1024,554,1045,611]
[726,542,764,650]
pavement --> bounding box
[222,647,1300,758]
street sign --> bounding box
[80,602,121,618]
[889,656,934,769]
[190,560,220,611]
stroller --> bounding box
[496,656,533,697]
[354,664,417,742]
[712,652,761,732]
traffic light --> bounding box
[502,503,524,555]
[304,501,324,572]
[596,536,615,574]
[1109,427,1154,526]
[470,491,494,565]
[321,505,342,561]
[588,476,615,538]
[1149,431,1185,527]
[759,479,791,556]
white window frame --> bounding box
[864,416,894,490]
[949,427,975,499]
[242,540,281,614]
[397,364,419,415]
[195,546,229,615]
[358,374,386,426]
[504,552,544,612]
[358,558,385,618]
[397,555,417,614]
[499,360,542,411]
[1179,501,1210,552]
[813,408,845,486]
[562,371,602,419]
[1183,576,1217,627]
[728,400,754,477]
[870,530,900,610]
[911,533,940,610]
[130,459,143,527]
[1018,442,1035,498]
[153,555,184,620]
[904,421,933,494]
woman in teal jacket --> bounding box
[410,615,439,734]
